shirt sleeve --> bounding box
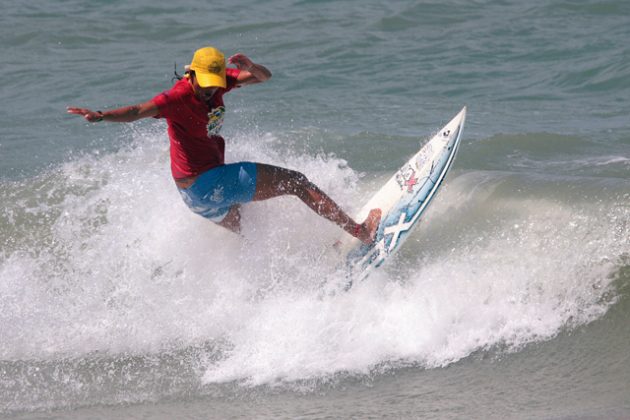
[225,68,242,91]
[151,90,173,119]
[152,83,186,119]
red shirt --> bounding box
[152,68,241,179]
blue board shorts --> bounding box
[178,162,258,222]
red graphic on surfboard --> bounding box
[395,165,418,193]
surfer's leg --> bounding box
[177,163,255,235]
[216,205,242,234]
[253,163,380,243]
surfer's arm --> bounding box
[228,53,272,86]
[67,100,159,123]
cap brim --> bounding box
[195,71,226,88]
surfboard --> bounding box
[340,107,467,284]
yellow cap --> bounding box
[189,46,226,88]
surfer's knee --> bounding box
[285,170,317,198]
[287,170,309,186]
[259,164,307,188]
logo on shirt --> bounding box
[207,106,226,136]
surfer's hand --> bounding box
[230,54,272,85]
[67,107,104,123]
[228,53,254,71]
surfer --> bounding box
[68,46,380,243]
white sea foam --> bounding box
[0,124,626,390]
[201,198,624,386]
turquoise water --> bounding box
[1,1,629,418]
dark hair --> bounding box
[171,62,194,83]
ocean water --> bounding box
[1,0,629,418]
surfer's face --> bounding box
[190,75,219,102]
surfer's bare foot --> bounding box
[358,208,381,244]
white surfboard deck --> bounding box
[340,107,467,284]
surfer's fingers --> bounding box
[67,107,103,123]
[66,107,91,116]
[228,53,253,69]
[228,53,248,62]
